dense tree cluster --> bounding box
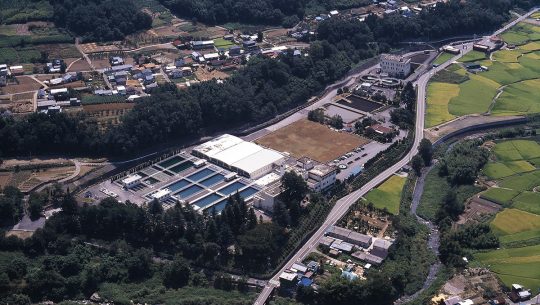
[438,140,489,185]
[159,0,305,25]
[50,0,152,41]
[0,187,24,227]
[429,140,497,267]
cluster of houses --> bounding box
[279,260,320,292]
[0,64,25,87]
[45,59,65,74]
[36,88,81,114]
[320,225,393,266]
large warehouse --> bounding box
[192,134,286,179]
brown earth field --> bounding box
[256,119,370,163]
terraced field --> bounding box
[475,139,540,290]
[426,21,540,127]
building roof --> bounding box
[380,53,410,63]
[319,236,334,247]
[192,40,214,46]
[348,231,372,245]
[328,225,352,238]
[122,174,142,184]
[50,88,68,94]
[371,124,393,134]
[309,164,336,177]
[291,263,308,273]
[331,240,354,252]
[231,148,284,175]
[444,296,461,305]
[193,134,244,157]
[351,251,383,265]
[279,271,297,282]
[373,239,392,250]
[214,141,264,165]
[298,277,313,287]
[152,189,171,199]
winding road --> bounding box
[253,8,538,305]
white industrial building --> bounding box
[380,54,411,78]
[296,157,337,192]
[151,189,171,202]
[122,174,142,188]
[192,134,286,179]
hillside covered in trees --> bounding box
[49,0,152,41]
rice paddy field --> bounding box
[458,50,487,62]
[425,22,540,127]
[363,174,406,215]
[475,139,540,290]
[474,244,540,291]
[432,52,454,66]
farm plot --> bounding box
[256,119,369,163]
[458,50,487,62]
[0,76,42,95]
[475,244,540,291]
[492,79,540,116]
[364,174,406,215]
[425,82,459,127]
[82,103,134,130]
[432,52,454,66]
[512,192,540,215]
[490,208,540,235]
[480,188,520,205]
[501,22,540,45]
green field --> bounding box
[458,50,487,62]
[490,208,540,235]
[0,0,53,24]
[425,82,459,127]
[501,22,540,45]
[475,244,540,291]
[364,174,406,215]
[492,79,540,115]
[433,52,454,65]
[214,38,236,49]
[512,192,540,215]
[480,188,520,205]
[426,22,540,126]
[447,73,499,116]
[492,140,540,162]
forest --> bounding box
[50,0,152,41]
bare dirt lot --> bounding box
[194,67,230,81]
[80,43,122,54]
[457,196,501,225]
[83,102,134,129]
[0,76,42,94]
[256,119,370,163]
[67,58,91,72]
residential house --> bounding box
[191,40,214,50]
[229,46,241,56]
[243,40,257,50]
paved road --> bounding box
[253,8,539,305]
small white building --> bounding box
[151,189,171,202]
[253,183,282,212]
[122,174,142,188]
[379,54,411,78]
[193,159,206,168]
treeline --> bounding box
[429,140,498,267]
[50,0,152,41]
[160,0,305,26]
